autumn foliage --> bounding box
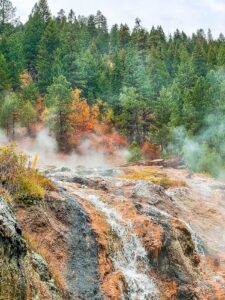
[67,89,127,155]
[141,142,160,160]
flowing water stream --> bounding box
[86,194,159,300]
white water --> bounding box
[86,194,159,300]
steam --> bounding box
[0,128,127,170]
[167,114,225,179]
[0,130,9,144]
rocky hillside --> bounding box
[0,196,61,299]
[1,166,225,299]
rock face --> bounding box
[60,192,103,299]
[1,167,224,299]
[0,196,61,300]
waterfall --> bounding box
[86,194,159,300]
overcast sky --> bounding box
[13,0,225,37]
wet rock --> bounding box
[176,286,197,300]
[61,192,103,300]
[132,180,164,204]
[60,167,72,172]
[0,196,62,300]
[10,166,224,299]
[32,252,50,281]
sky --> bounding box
[13,0,225,37]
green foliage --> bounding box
[45,75,72,151]
[0,93,20,137]
[0,0,16,27]
[0,53,10,90]
[119,87,150,143]
[127,141,143,163]
[37,19,59,91]
[4,31,25,88]
[22,83,39,103]
[23,0,50,73]
[20,101,36,133]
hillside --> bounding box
[0,147,224,299]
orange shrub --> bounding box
[142,142,160,160]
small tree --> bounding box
[119,87,150,143]
[20,101,36,134]
[127,141,143,163]
[45,75,72,152]
[0,93,20,138]
[22,83,39,104]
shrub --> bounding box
[142,142,160,160]
[0,145,55,203]
[127,141,143,163]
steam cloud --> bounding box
[0,128,127,170]
[168,114,225,179]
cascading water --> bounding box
[86,194,159,300]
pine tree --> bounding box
[0,93,20,138]
[146,49,170,100]
[5,31,24,89]
[37,19,59,91]
[0,53,10,90]
[20,101,36,134]
[192,42,207,77]
[131,18,147,50]
[23,0,51,75]
[119,24,130,48]
[0,0,16,27]
[45,75,72,151]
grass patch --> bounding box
[0,144,55,204]
[118,168,186,188]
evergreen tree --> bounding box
[20,101,36,134]
[123,47,149,97]
[37,19,59,91]
[0,93,20,138]
[131,18,147,50]
[146,49,170,100]
[45,75,72,151]
[23,0,51,74]
[4,31,24,89]
[119,24,130,48]
[192,42,207,76]
[109,24,120,52]
[0,0,16,27]
[119,87,150,143]
[0,53,10,90]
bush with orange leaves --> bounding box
[142,142,160,161]
[69,89,99,138]
[68,89,127,155]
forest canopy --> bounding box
[1,0,225,177]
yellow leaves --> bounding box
[72,88,82,101]
[31,154,39,169]
[20,70,33,89]
[118,168,186,188]
[0,187,12,203]
[0,145,55,203]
